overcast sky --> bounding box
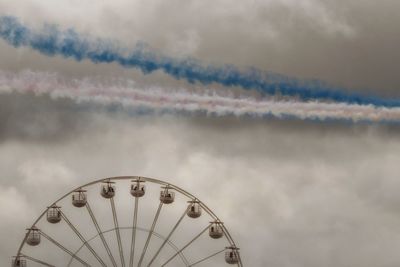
[1,0,400,266]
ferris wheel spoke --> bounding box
[188,248,226,267]
[85,202,118,267]
[129,196,140,267]
[40,230,91,267]
[59,210,107,267]
[137,201,164,267]
[20,254,55,267]
[147,205,189,267]
[110,198,125,267]
[161,224,210,267]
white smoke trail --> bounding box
[1,70,400,123]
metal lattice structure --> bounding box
[12,176,243,267]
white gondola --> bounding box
[46,205,61,224]
[209,221,224,239]
[100,181,115,199]
[187,200,202,218]
[160,187,175,204]
[130,179,146,197]
[225,247,240,264]
[11,257,26,267]
[72,189,87,207]
[26,227,41,246]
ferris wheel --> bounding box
[12,176,243,267]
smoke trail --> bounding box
[1,70,400,123]
[1,15,399,107]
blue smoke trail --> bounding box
[1,15,400,107]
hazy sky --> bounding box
[1,1,400,266]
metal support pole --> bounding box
[137,201,163,267]
[60,210,107,267]
[129,196,139,267]
[161,224,210,267]
[188,248,226,266]
[147,206,189,267]
[85,202,118,267]
[40,230,91,266]
[110,198,125,267]
[20,254,55,267]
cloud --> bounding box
[19,158,77,187]
[0,186,32,223]
[1,95,400,266]
[1,0,400,266]
[0,186,34,261]
[1,0,400,93]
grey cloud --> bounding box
[1,0,400,94]
[1,95,400,266]
[1,1,400,266]
[0,92,93,143]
